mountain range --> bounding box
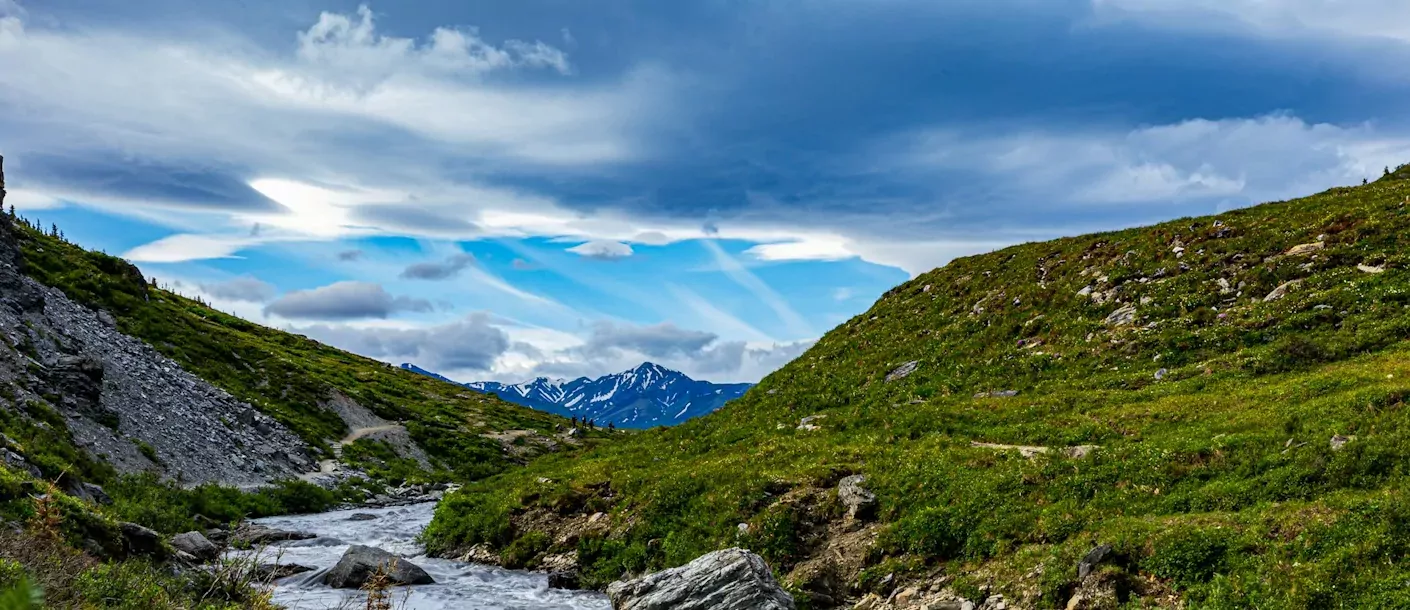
[401,362,752,428]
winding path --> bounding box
[300,424,406,480]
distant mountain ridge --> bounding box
[400,362,753,428]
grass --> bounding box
[424,166,1410,607]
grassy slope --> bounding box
[425,168,1410,608]
[11,221,579,483]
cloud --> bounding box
[337,249,364,261]
[498,318,815,383]
[400,252,476,280]
[264,281,433,320]
[511,258,537,270]
[199,276,277,303]
[1090,0,1410,43]
[298,312,509,372]
[582,322,718,360]
[702,240,814,339]
[567,240,633,260]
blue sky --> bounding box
[4,0,1410,382]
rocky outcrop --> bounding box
[119,522,165,558]
[838,475,877,521]
[606,548,795,610]
[170,531,219,561]
[0,159,317,487]
[323,544,435,588]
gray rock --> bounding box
[323,545,434,589]
[886,361,919,382]
[347,513,378,521]
[231,523,316,546]
[1330,435,1356,451]
[170,531,219,561]
[1103,305,1137,326]
[254,563,316,581]
[1263,280,1303,302]
[606,548,794,610]
[838,475,877,520]
[1077,544,1112,579]
[549,570,582,590]
[1154,368,1168,380]
[119,522,165,558]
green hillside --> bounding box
[11,219,578,484]
[425,166,1410,608]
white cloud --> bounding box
[745,237,854,262]
[124,234,258,263]
[567,240,633,259]
[1090,0,1410,43]
[3,187,60,210]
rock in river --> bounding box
[606,547,794,610]
[323,544,435,589]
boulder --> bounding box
[119,522,165,558]
[837,475,877,520]
[1103,305,1137,326]
[548,570,582,590]
[347,513,379,521]
[1263,280,1303,302]
[231,523,316,546]
[606,547,794,610]
[170,531,220,561]
[1330,435,1356,451]
[323,545,434,589]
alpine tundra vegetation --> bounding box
[423,165,1410,609]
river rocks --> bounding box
[170,531,219,561]
[606,547,794,610]
[231,523,316,546]
[548,570,582,590]
[347,513,378,521]
[1330,434,1356,451]
[324,545,435,588]
[119,522,165,558]
[255,563,316,581]
[838,475,877,520]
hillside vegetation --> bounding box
[13,221,577,484]
[425,166,1410,608]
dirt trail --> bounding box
[300,424,406,480]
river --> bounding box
[228,502,611,610]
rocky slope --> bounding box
[0,155,584,490]
[426,165,1410,609]
[409,362,752,428]
[0,179,313,487]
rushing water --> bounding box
[229,502,611,610]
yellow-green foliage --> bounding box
[426,169,1410,606]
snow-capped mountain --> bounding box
[399,362,752,428]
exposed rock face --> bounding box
[170,531,219,561]
[0,160,317,487]
[606,548,795,610]
[323,545,435,588]
[838,475,877,520]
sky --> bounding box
[4,0,1410,384]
